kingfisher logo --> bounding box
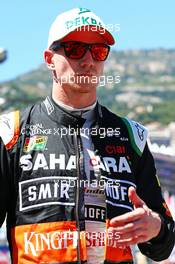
[24,230,77,256]
[12,222,80,262]
[23,136,48,153]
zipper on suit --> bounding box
[75,132,82,264]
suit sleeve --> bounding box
[0,111,20,227]
[0,137,10,227]
[136,143,175,261]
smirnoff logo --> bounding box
[19,176,76,211]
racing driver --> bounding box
[0,7,175,264]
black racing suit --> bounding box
[0,96,174,264]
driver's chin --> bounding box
[63,82,97,93]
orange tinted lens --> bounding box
[64,42,86,59]
[91,44,109,61]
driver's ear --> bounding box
[44,49,55,70]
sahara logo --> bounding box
[23,136,48,153]
[20,153,131,173]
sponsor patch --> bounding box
[11,221,87,263]
[44,96,54,115]
[0,111,20,149]
[102,177,136,211]
[105,145,126,155]
[23,136,48,153]
[19,176,76,211]
[85,205,106,222]
[135,123,145,141]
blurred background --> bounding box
[0,0,175,263]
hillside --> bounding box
[1,48,175,125]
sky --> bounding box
[0,0,175,82]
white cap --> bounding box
[47,7,115,48]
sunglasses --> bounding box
[50,41,110,61]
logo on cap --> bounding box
[78,7,91,14]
